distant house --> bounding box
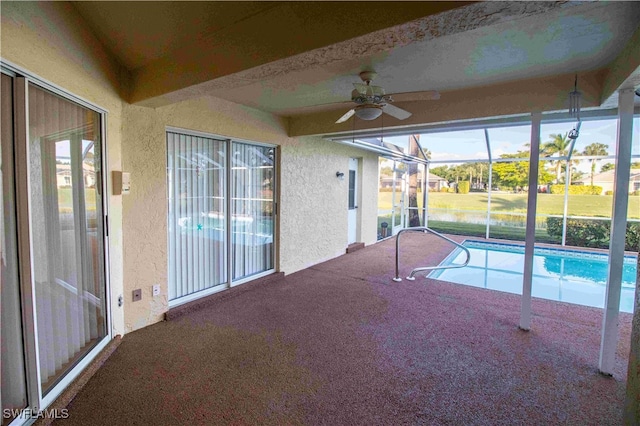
[576,169,640,193]
[427,174,449,191]
[56,163,96,188]
[379,173,449,191]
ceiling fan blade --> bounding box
[336,109,355,124]
[382,104,412,120]
[388,90,440,102]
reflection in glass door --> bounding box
[28,83,107,395]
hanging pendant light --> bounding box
[568,74,581,120]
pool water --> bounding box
[428,241,638,313]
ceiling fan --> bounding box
[335,71,440,124]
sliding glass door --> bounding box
[1,69,109,421]
[167,131,276,303]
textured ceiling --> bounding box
[73,1,278,70]
[214,1,639,116]
[71,1,640,134]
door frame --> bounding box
[347,157,359,244]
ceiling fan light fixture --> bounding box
[354,105,383,121]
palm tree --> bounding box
[581,142,609,186]
[542,133,571,183]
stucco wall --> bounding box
[1,1,126,336]
[121,98,379,331]
[279,136,378,273]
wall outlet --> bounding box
[132,289,142,302]
[152,284,160,297]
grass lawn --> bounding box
[378,192,640,219]
[58,187,98,212]
[376,215,559,244]
[425,220,560,244]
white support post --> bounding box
[391,165,397,231]
[424,165,429,227]
[599,88,635,375]
[561,123,580,246]
[561,159,570,246]
[484,129,493,239]
[520,112,541,331]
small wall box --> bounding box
[112,171,131,195]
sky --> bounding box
[383,117,640,173]
[54,140,95,162]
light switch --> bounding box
[121,172,131,194]
[112,171,131,195]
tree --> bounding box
[492,160,527,190]
[581,142,608,186]
[430,165,450,180]
[541,133,571,183]
[379,166,393,177]
[492,152,553,190]
[600,163,615,173]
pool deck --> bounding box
[54,233,635,425]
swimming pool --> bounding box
[428,241,638,313]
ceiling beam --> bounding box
[600,23,640,107]
[129,2,471,106]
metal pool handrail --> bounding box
[393,227,471,282]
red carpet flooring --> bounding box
[56,233,632,425]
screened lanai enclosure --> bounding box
[335,111,640,251]
[333,102,639,375]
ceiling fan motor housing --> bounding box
[351,89,386,105]
[359,71,377,82]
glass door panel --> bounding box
[231,143,275,280]
[1,73,28,424]
[167,132,227,300]
[28,83,107,395]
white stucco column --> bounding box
[599,88,635,375]
[520,111,541,331]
